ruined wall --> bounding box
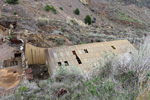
[25,43,46,65]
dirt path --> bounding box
[0,66,23,90]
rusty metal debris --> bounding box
[56,88,69,97]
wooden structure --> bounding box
[25,43,46,65]
[45,40,136,76]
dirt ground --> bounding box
[29,65,49,80]
[0,66,23,90]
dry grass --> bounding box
[66,17,87,27]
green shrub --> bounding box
[45,5,57,14]
[45,5,51,12]
[56,38,65,45]
[87,77,116,99]
[101,25,105,28]
[18,86,28,93]
[60,28,65,32]
[59,7,63,10]
[50,6,57,14]
[13,12,17,15]
[84,15,92,25]
[95,39,103,42]
[5,0,18,4]
[74,8,80,15]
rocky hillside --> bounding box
[0,0,150,47]
[1,0,150,29]
[86,0,150,29]
[0,0,101,23]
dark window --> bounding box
[58,62,62,66]
[64,61,69,66]
[72,51,76,55]
[76,56,82,64]
[13,71,17,73]
[111,46,116,50]
[72,51,82,64]
[14,53,21,57]
[84,49,88,53]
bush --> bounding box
[45,5,51,12]
[50,6,57,14]
[95,39,103,42]
[45,5,57,14]
[84,15,92,25]
[55,38,65,45]
[5,0,18,4]
[18,86,28,93]
[74,8,80,15]
[60,28,65,32]
[13,12,17,15]
[60,7,63,10]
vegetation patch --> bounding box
[13,12,17,15]
[60,28,65,32]
[45,5,51,12]
[18,86,28,94]
[55,38,65,45]
[45,5,57,14]
[108,10,146,29]
[84,15,92,25]
[59,7,63,10]
[5,0,19,5]
[74,8,80,15]
[116,11,142,24]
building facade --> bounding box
[45,40,136,76]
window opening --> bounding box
[14,53,21,57]
[13,71,17,73]
[64,61,69,66]
[58,62,62,66]
[72,51,76,55]
[111,46,116,50]
[72,51,82,64]
[84,49,88,53]
[76,56,82,64]
[11,61,18,66]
